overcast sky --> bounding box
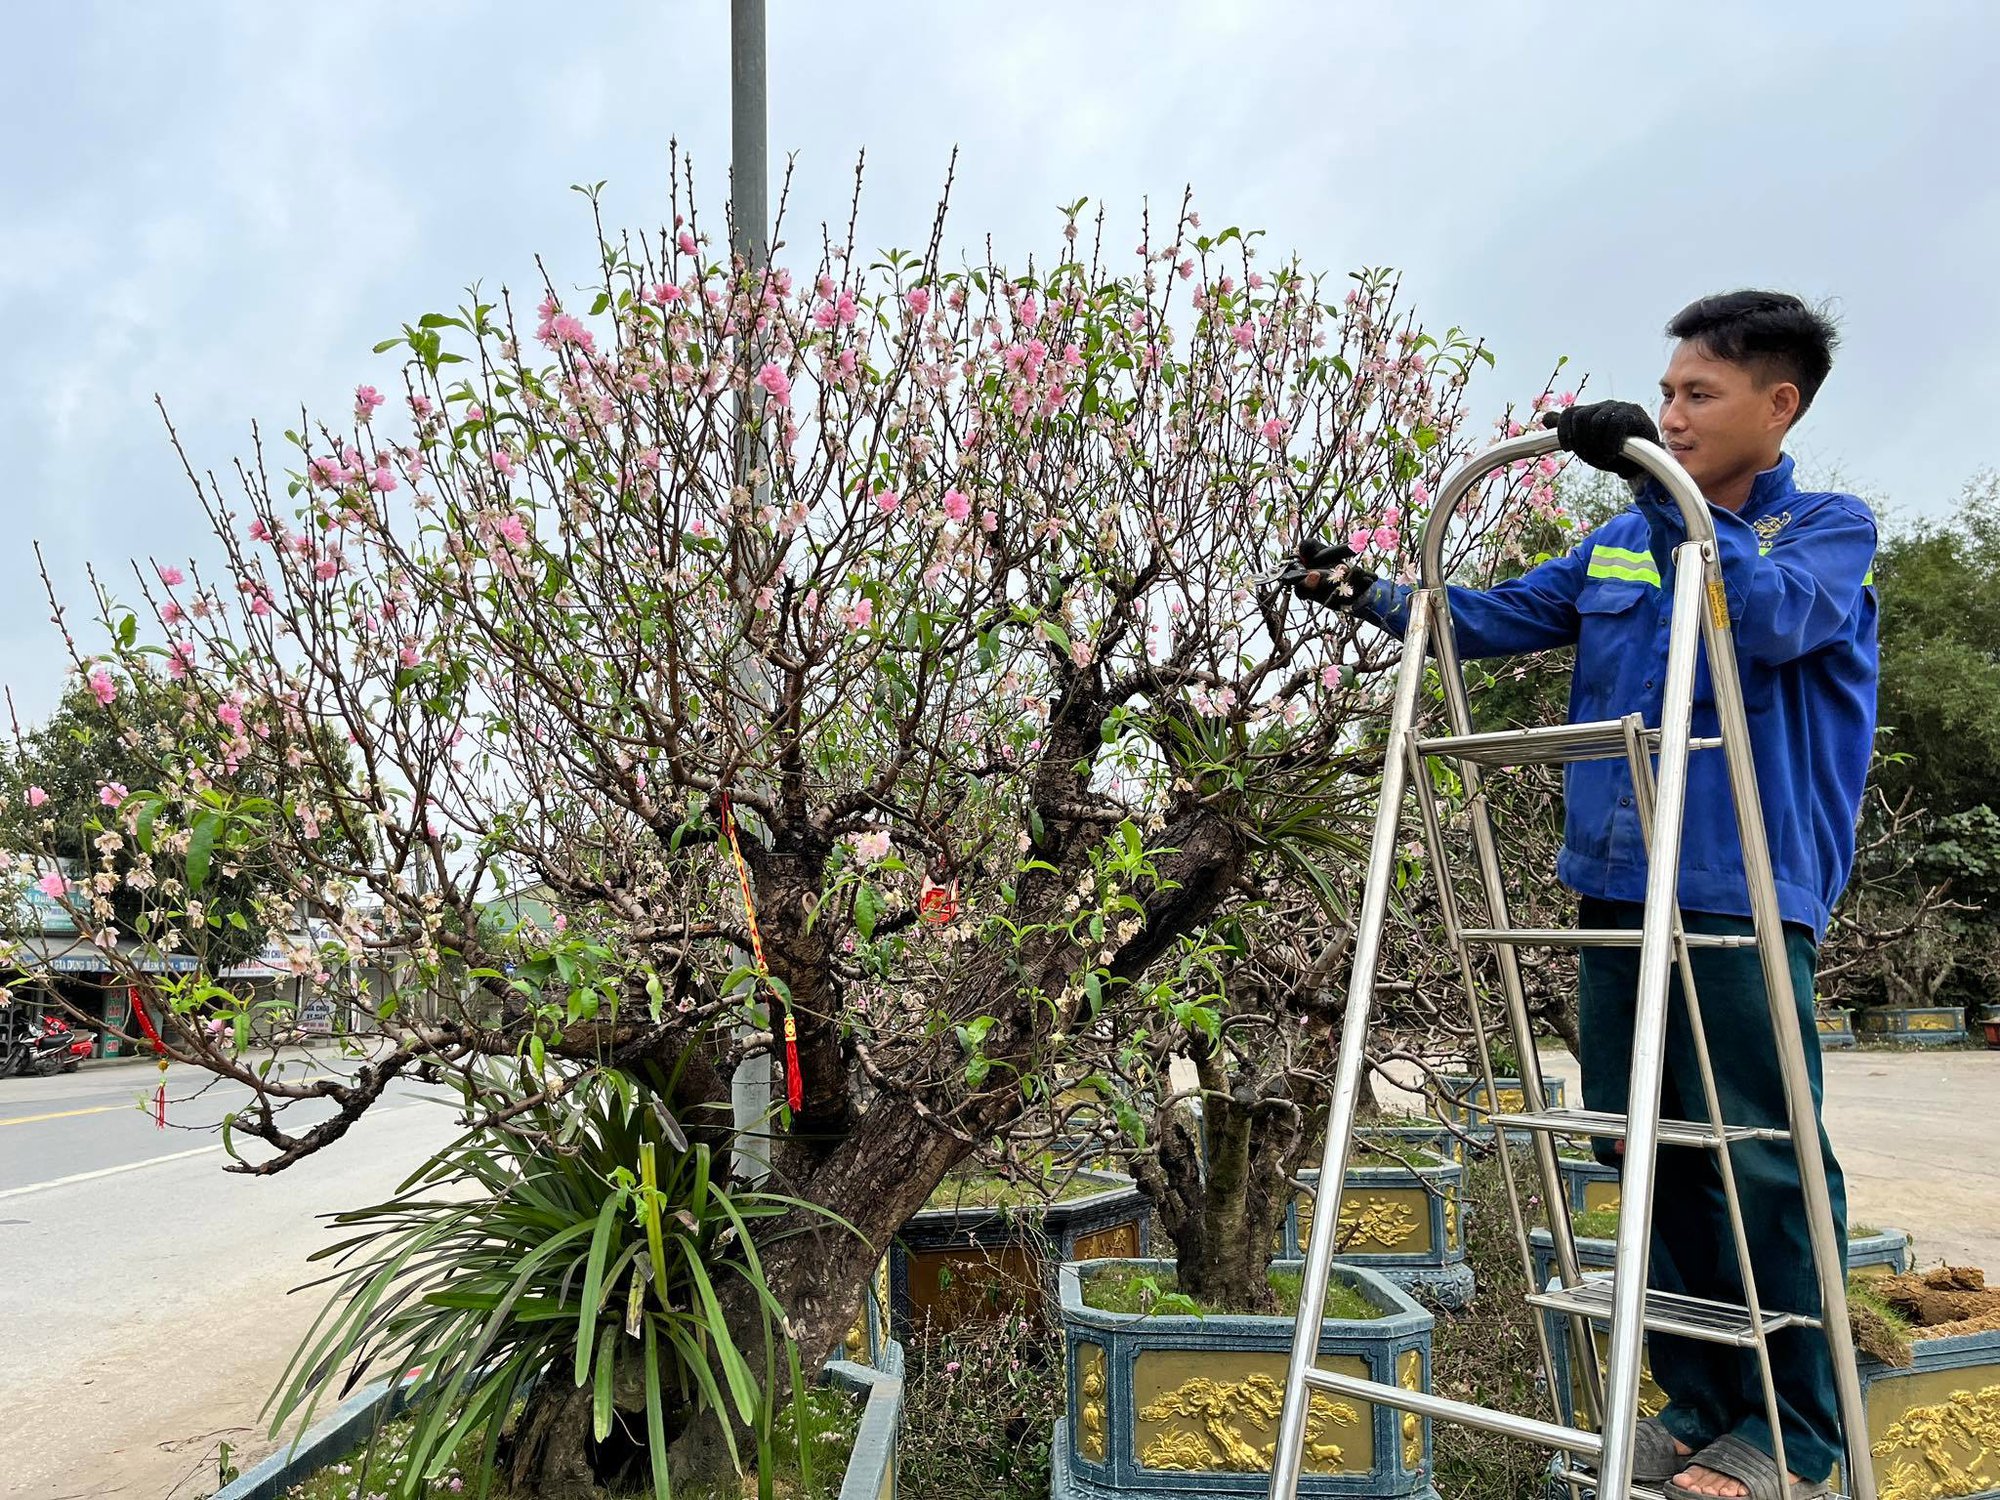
[4,1,1994,725]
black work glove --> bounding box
[1540,400,1660,480]
[1283,538,1378,611]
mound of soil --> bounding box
[1876,1266,2000,1342]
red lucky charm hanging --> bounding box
[918,880,960,925]
[717,793,803,1114]
[127,985,169,1128]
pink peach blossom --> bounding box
[37,872,68,900]
[87,665,117,707]
[156,563,184,586]
[942,488,971,522]
[27,786,48,808]
[755,363,792,406]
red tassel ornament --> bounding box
[718,794,804,1119]
[128,986,169,1129]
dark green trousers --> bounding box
[1575,897,1848,1483]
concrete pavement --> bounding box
[1528,1045,2000,1272]
[0,1055,464,1499]
[1376,1044,2000,1271]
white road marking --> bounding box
[0,1143,225,1199]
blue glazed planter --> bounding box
[888,1170,1151,1342]
[1280,1157,1474,1310]
[1817,1006,1857,1050]
[1433,1074,1568,1142]
[211,1346,907,1500]
[1053,1258,1436,1500]
[1356,1121,1469,1166]
[1856,1006,1969,1047]
[1540,1322,2000,1500]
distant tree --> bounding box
[2,672,369,973]
[1872,475,2000,852]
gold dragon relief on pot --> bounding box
[1905,1012,1956,1031]
[1298,1191,1424,1253]
[1870,1380,2000,1500]
[1397,1349,1423,1468]
[1075,1342,1108,1463]
[1137,1370,1363,1474]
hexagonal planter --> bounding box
[1279,1155,1474,1309]
[887,1170,1151,1342]
[1817,1006,1857,1050]
[1358,1120,1468,1166]
[1856,1006,1969,1046]
[1053,1258,1437,1500]
[1538,1304,2000,1500]
[1433,1074,1568,1142]
[1556,1155,1623,1218]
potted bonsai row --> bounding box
[1052,917,1441,1500]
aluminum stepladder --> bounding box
[1268,429,1874,1500]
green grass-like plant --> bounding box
[268,1066,845,1498]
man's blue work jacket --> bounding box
[1358,454,1878,943]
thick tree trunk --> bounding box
[1139,1054,1310,1315]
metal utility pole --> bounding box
[727,0,775,1175]
[730,0,769,275]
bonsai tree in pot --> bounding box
[10,158,1563,1492]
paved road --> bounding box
[1532,1045,2000,1272]
[1381,1045,2000,1270]
[0,1053,465,1500]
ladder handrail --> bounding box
[1416,428,1711,590]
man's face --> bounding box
[1655,340,1798,496]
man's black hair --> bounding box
[1665,290,1840,419]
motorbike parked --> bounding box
[0,1011,91,1077]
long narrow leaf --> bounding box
[644,1319,674,1500]
[575,1189,623,1386]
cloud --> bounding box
[3,0,1995,726]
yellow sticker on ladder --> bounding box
[1706,577,1730,632]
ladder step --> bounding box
[1485,1107,1792,1148]
[1459,928,1758,949]
[1415,720,1723,768]
[1528,1273,1820,1346]
[1301,1363,1602,1458]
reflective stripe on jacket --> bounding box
[1359,453,1878,941]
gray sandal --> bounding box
[1663,1432,1831,1500]
[1579,1416,1686,1485]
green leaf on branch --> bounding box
[185,812,218,891]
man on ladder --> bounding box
[1293,291,1875,1500]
